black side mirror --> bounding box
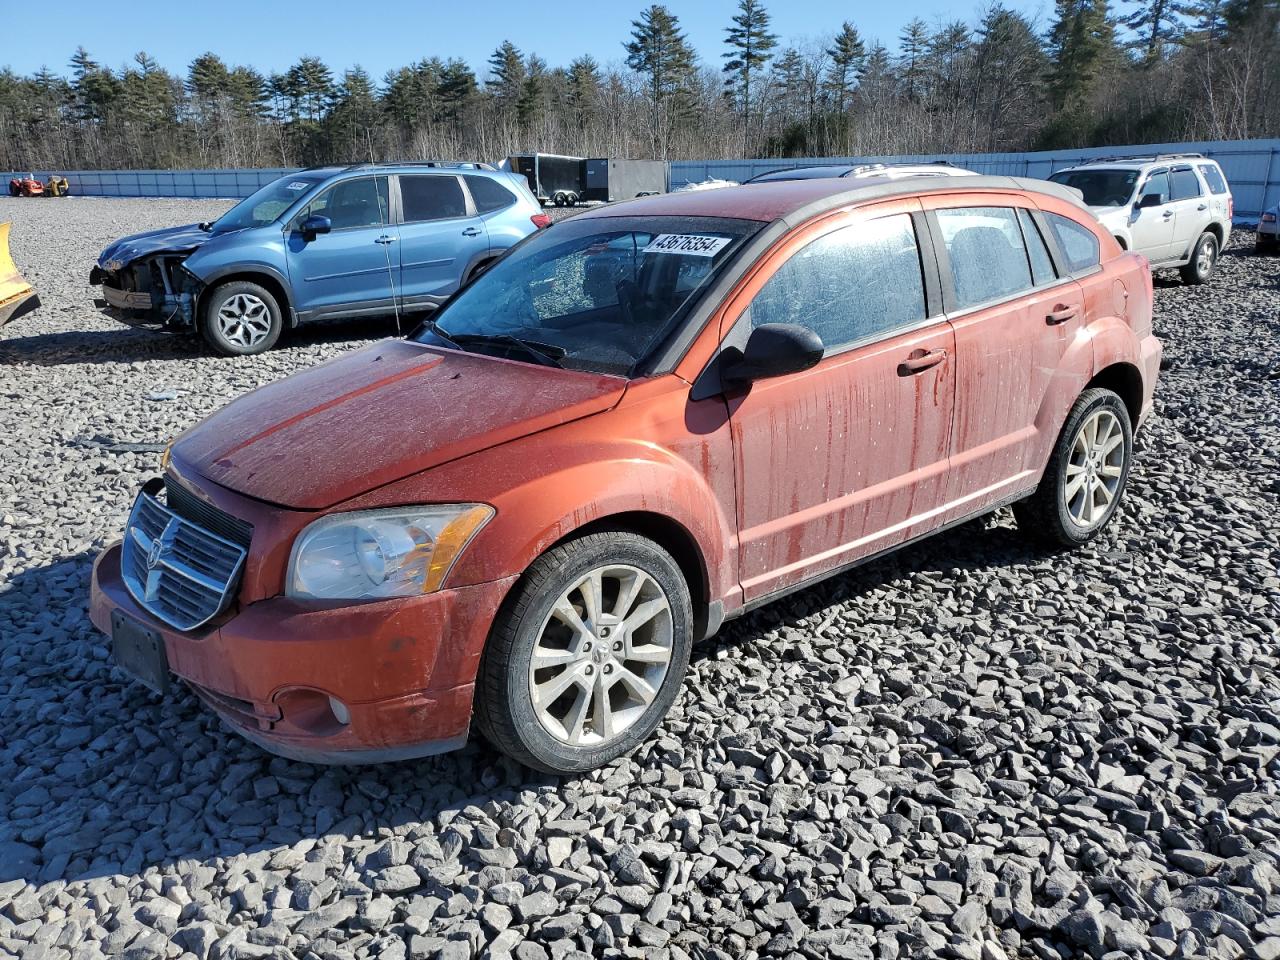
[299,214,331,239]
[1137,193,1164,209]
[723,323,825,387]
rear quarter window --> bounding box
[1199,164,1229,195]
[1045,213,1101,273]
[465,175,517,214]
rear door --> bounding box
[284,175,397,318]
[923,197,1084,520]
[395,174,489,307]
[1168,164,1210,260]
[723,200,956,601]
[1129,168,1175,260]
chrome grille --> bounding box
[121,479,248,631]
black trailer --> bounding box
[582,158,669,202]
[508,154,585,206]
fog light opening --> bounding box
[328,696,351,726]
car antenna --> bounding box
[377,198,401,335]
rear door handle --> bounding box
[1046,303,1080,325]
[1197,203,1208,211]
[898,347,947,376]
[462,227,482,237]
[1162,211,1173,219]
[375,235,397,245]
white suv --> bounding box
[1049,154,1232,284]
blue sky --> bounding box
[3,0,1050,80]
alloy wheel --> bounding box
[1063,409,1126,528]
[528,564,674,747]
[1197,239,1216,277]
[216,293,272,348]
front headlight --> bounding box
[286,504,494,600]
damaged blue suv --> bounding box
[90,162,550,355]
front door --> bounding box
[724,202,956,601]
[1129,168,1176,261]
[285,175,397,318]
[395,174,490,307]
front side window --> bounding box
[464,175,517,213]
[1199,164,1228,195]
[936,207,1033,309]
[749,214,926,351]
[1045,212,1101,273]
[415,215,759,375]
[305,177,390,229]
[401,175,467,222]
[1140,171,1170,205]
[1170,166,1203,201]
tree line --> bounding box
[0,0,1276,173]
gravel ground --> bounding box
[1,196,1278,960]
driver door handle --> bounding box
[375,235,397,245]
[1047,303,1080,325]
[898,347,947,376]
[462,227,482,237]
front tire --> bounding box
[1180,232,1218,284]
[199,281,282,356]
[475,532,693,774]
[1014,388,1133,548]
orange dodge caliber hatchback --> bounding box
[91,176,1162,773]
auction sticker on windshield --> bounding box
[644,234,731,256]
[286,182,311,190]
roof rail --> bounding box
[1079,152,1205,164]
[340,160,498,172]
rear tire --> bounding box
[1014,388,1133,549]
[475,531,693,774]
[199,281,283,356]
[1179,232,1218,284]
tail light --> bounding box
[1262,212,1277,223]
[531,213,552,229]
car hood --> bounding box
[171,340,627,510]
[1088,205,1130,224]
[97,223,217,269]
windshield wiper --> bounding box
[421,318,462,351]
[448,331,565,368]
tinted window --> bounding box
[936,207,1033,309]
[1199,164,1228,195]
[1049,169,1139,207]
[749,214,926,351]
[401,175,467,222]
[1170,166,1203,201]
[1045,213,1101,273]
[1140,171,1170,204]
[465,175,517,213]
[306,177,389,229]
[1018,209,1057,286]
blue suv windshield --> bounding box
[413,215,760,376]
[211,175,326,232]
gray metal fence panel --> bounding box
[669,138,1280,221]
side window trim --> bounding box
[1015,207,1058,285]
[394,174,475,226]
[291,175,392,233]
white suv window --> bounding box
[1169,167,1203,201]
[1199,164,1229,195]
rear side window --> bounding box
[465,175,517,213]
[1169,167,1202,201]
[401,175,467,222]
[1045,213,1101,273]
[936,207,1033,309]
[1199,163,1228,195]
[1017,209,1057,286]
[750,213,926,351]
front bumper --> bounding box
[90,542,517,764]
